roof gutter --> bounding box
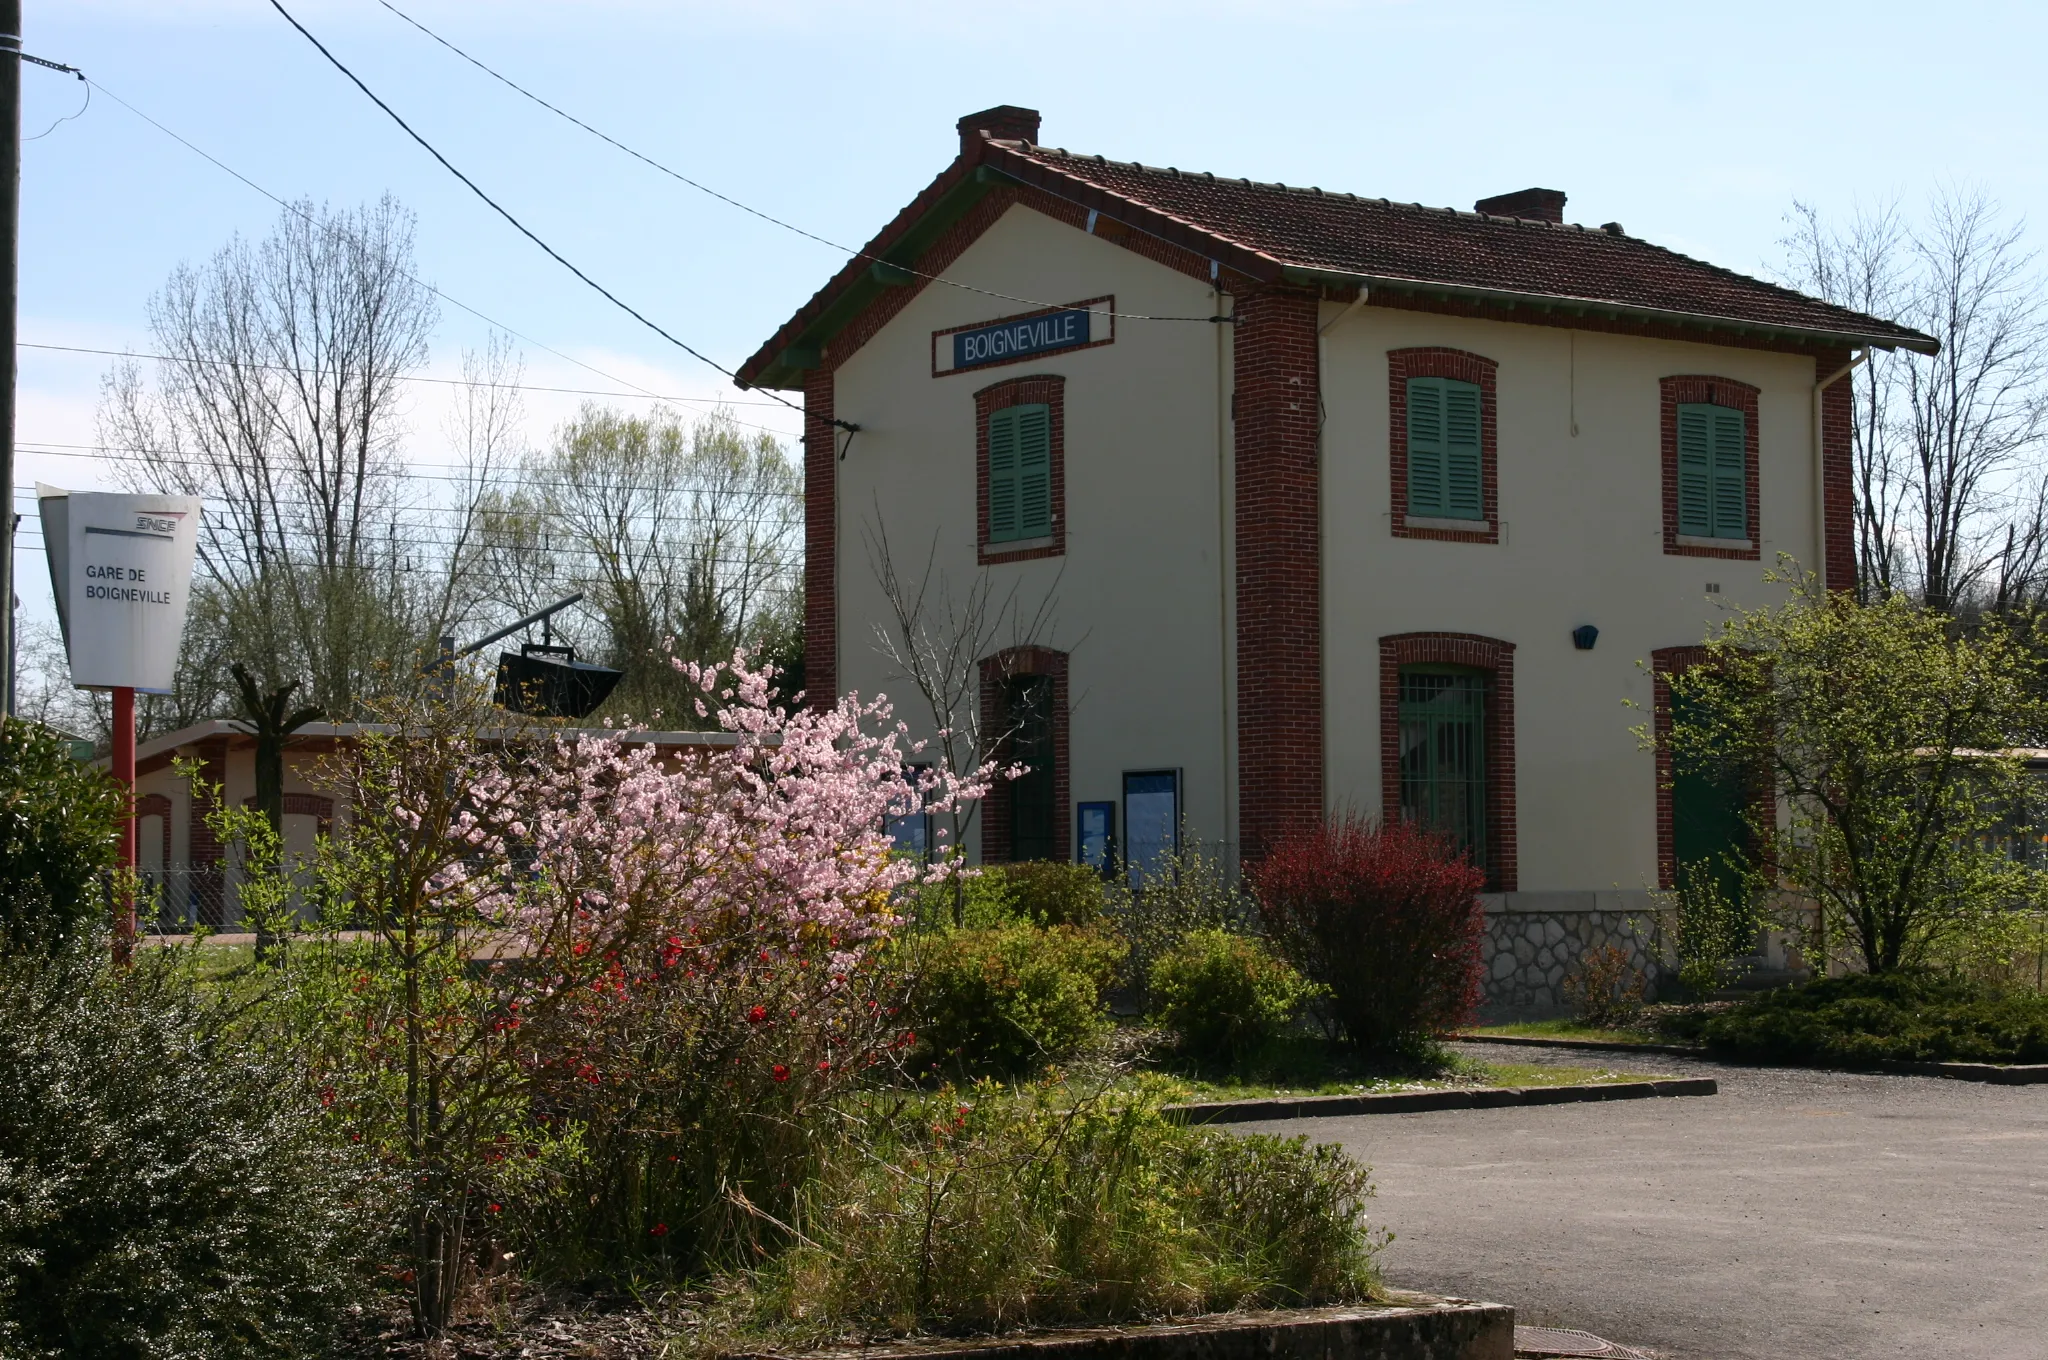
[1276,265,1940,356]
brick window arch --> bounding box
[1388,348,1499,544]
[135,792,173,866]
[1660,375,1760,560]
[975,373,1066,565]
[1379,632,1517,889]
[978,645,1070,863]
[241,792,336,830]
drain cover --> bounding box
[1514,1325,1649,1358]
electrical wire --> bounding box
[267,0,836,428]
[21,54,88,141]
[77,73,743,416]
[372,0,1225,326]
[21,341,799,425]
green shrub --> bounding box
[1103,839,1255,1004]
[1149,929,1316,1066]
[1696,971,2048,1065]
[0,939,376,1357]
[909,925,1124,1076]
[910,862,1108,932]
[0,719,124,954]
[998,861,1106,928]
[741,1080,1381,1338]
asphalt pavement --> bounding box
[1237,1042,2048,1359]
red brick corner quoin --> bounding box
[977,645,1071,865]
[1378,633,1517,891]
[1660,375,1761,562]
[802,367,837,711]
[1388,347,1500,544]
[1233,285,1324,863]
[974,373,1066,566]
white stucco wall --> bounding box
[1318,306,1822,893]
[830,203,1234,860]
[828,202,1828,892]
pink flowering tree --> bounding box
[271,655,988,1331]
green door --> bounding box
[1398,666,1487,870]
[1670,688,1750,907]
[1006,674,1057,861]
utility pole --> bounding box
[0,1,19,718]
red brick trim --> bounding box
[803,367,837,712]
[1816,348,1857,592]
[135,792,172,866]
[977,646,1070,864]
[240,791,335,831]
[1387,347,1500,544]
[974,374,1067,566]
[186,738,228,865]
[934,295,1112,379]
[821,185,1215,377]
[1378,632,1517,891]
[1649,645,1713,891]
[1234,285,1325,863]
[1660,375,1761,561]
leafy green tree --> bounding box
[1659,568,2048,974]
[0,719,124,954]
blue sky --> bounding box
[14,0,2045,623]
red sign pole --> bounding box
[112,685,135,965]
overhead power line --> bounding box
[266,0,841,429]
[76,73,750,417]
[373,0,1225,326]
[20,341,795,417]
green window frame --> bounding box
[1406,376,1483,520]
[1676,402,1747,539]
[988,402,1052,543]
[1398,665,1487,870]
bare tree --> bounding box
[864,507,1067,916]
[485,405,802,724]
[98,196,442,716]
[1780,188,2048,612]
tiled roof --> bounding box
[738,134,1931,389]
[999,143,1932,347]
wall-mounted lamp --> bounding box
[1572,624,1599,651]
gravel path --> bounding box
[1235,1041,2048,1359]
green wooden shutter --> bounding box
[1408,377,1482,520]
[988,406,1021,542]
[1676,404,1714,537]
[1709,406,1746,539]
[1015,403,1052,538]
[1443,380,1483,519]
[1407,378,1446,516]
[1677,403,1746,539]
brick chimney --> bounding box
[957,105,1041,153]
[1474,187,1567,223]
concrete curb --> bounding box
[1450,1033,1701,1057]
[728,1298,1515,1360]
[1451,1033,2048,1084]
[1164,1078,1715,1125]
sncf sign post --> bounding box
[37,487,203,963]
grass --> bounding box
[1464,1019,1663,1044]
[1112,1030,1662,1103]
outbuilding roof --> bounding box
[738,113,1934,391]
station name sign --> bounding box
[933,297,1113,376]
[38,487,203,693]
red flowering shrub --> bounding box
[1250,816,1485,1053]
